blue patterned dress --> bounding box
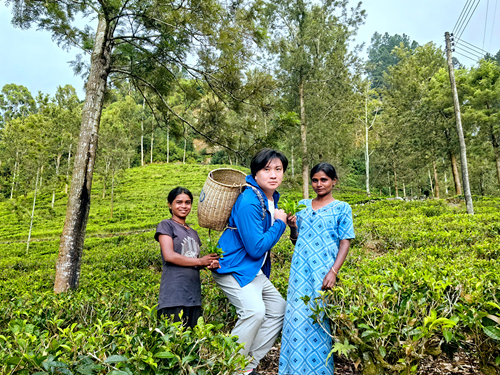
[279,199,355,375]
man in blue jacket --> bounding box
[213,148,289,375]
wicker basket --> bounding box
[197,168,248,231]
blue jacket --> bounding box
[214,175,286,287]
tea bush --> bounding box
[1,164,499,374]
[313,198,500,374]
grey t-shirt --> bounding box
[155,219,202,309]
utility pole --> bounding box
[445,32,474,214]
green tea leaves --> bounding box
[279,199,306,215]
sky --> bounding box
[1,0,498,100]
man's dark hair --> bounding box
[310,162,338,181]
[167,187,193,215]
[250,148,288,177]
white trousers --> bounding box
[212,272,286,370]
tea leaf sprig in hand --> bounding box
[279,199,306,215]
[202,238,224,258]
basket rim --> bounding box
[208,168,248,188]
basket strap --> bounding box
[247,185,267,221]
[224,185,267,231]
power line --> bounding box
[455,42,484,60]
[455,43,486,58]
[489,0,498,51]
[455,45,483,60]
[453,0,475,35]
[457,0,482,41]
[454,50,481,62]
[456,37,489,55]
[483,0,489,50]
[454,0,479,37]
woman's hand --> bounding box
[207,259,220,270]
[321,269,337,290]
[275,208,287,223]
[287,214,297,228]
[198,254,219,267]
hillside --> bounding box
[0,163,499,374]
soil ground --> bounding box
[257,344,485,375]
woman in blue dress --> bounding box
[279,163,355,375]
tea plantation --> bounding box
[0,164,499,374]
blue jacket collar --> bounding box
[245,175,281,203]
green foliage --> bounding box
[0,84,36,124]
[201,237,224,258]
[366,32,419,88]
[1,160,500,374]
[305,198,500,373]
[278,198,306,215]
[0,164,255,373]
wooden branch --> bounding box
[113,68,243,156]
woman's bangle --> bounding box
[330,266,338,276]
[290,235,297,240]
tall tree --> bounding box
[0,84,36,125]
[355,80,380,196]
[366,32,418,89]
[463,59,500,190]
[6,0,267,292]
[425,67,468,195]
[267,0,365,198]
[376,43,446,196]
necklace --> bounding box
[171,218,189,229]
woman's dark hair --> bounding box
[167,187,193,215]
[310,163,338,181]
[250,148,288,177]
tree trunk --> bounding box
[39,165,44,190]
[490,129,500,190]
[291,146,295,178]
[387,171,391,197]
[54,15,114,293]
[448,151,462,195]
[141,101,145,166]
[393,161,398,197]
[299,78,308,199]
[52,152,62,208]
[27,166,40,254]
[65,143,72,194]
[10,151,20,199]
[150,128,154,164]
[444,171,449,195]
[365,121,370,196]
[428,169,434,195]
[110,169,114,219]
[167,124,170,163]
[479,171,485,196]
[432,160,440,198]
[183,129,187,164]
[102,161,109,199]
[365,97,371,196]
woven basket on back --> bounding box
[197,168,247,231]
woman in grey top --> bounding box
[155,187,220,328]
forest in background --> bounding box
[1,0,500,204]
[0,28,500,203]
